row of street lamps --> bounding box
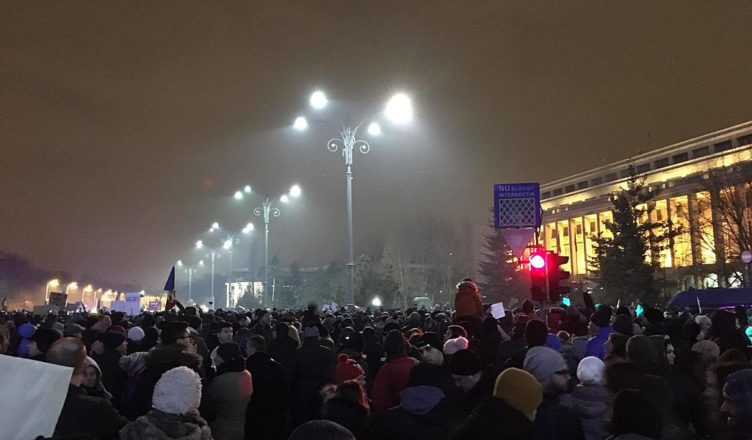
[176,90,412,309]
[45,279,116,308]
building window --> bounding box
[670,196,692,267]
[565,184,576,193]
[598,211,613,239]
[545,223,558,253]
[604,173,618,183]
[620,168,632,178]
[577,181,589,190]
[553,188,563,196]
[570,218,586,275]
[738,134,752,147]
[714,140,733,153]
[672,152,689,164]
[695,191,716,264]
[591,176,603,186]
[584,214,598,272]
[653,158,669,169]
[636,163,651,173]
[557,220,572,273]
[652,200,672,268]
[541,191,551,199]
[692,146,710,158]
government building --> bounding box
[539,121,752,293]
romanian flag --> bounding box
[164,266,176,311]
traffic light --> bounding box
[547,252,571,301]
[529,249,548,302]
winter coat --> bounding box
[451,396,535,440]
[119,409,213,440]
[207,370,252,440]
[605,435,657,440]
[245,352,289,440]
[123,343,203,420]
[16,323,35,358]
[585,326,614,360]
[269,335,298,367]
[455,285,483,319]
[534,393,586,440]
[286,338,335,425]
[375,386,464,440]
[55,384,127,440]
[93,349,128,408]
[451,367,497,415]
[322,396,374,440]
[371,355,417,415]
[560,384,611,440]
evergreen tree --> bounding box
[477,226,529,303]
[590,167,679,305]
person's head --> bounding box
[524,320,548,348]
[259,311,272,327]
[722,369,752,424]
[444,324,467,343]
[216,322,234,344]
[692,339,720,360]
[443,336,469,356]
[522,299,534,315]
[100,331,127,354]
[336,353,365,385]
[606,332,629,358]
[82,356,102,389]
[626,335,657,368]
[384,329,407,359]
[336,379,369,411]
[450,349,483,392]
[611,389,663,438]
[523,346,570,395]
[30,328,63,357]
[63,324,84,339]
[494,367,543,420]
[246,334,267,356]
[47,337,87,385]
[589,306,612,335]
[161,321,190,346]
[288,420,355,440]
[417,333,445,366]
[577,356,605,385]
[152,366,202,416]
[274,322,289,340]
[666,341,676,366]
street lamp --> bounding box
[45,279,60,304]
[81,284,93,305]
[65,282,78,296]
[177,259,204,301]
[234,184,301,306]
[195,236,224,308]
[294,90,413,306]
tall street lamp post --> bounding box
[294,90,413,306]
[234,185,300,306]
[45,279,60,304]
[176,259,204,302]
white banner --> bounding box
[0,356,72,439]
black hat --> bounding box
[161,321,189,345]
[612,315,633,335]
[33,328,62,353]
[99,331,126,351]
[408,363,442,387]
[591,306,612,328]
[450,349,483,376]
[417,332,443,351]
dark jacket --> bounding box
[54,384,127,440]
[119,409,212,440]
[451,366,497,415]
[123,343,203,420]
[534,393,585,440]
[376,386,464,440]
[268,335,298,367]
[322,396,374,440]
[560,384,611,440]
[245,352,290,440]
[93,349,127,408]
[451,396,535,440]
[287,338,335,425]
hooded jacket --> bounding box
[375,386,464,440]
[451,396,535,440]
[119,409,212,440]
[16,323,35,358]
[371,355,417,415]
[454,282,483,319]
[560,384,611,440]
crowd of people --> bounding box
[2,277,752,440]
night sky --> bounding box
[3,2,752,290]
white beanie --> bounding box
[443,336,469,355]
[577,356,605,385]
[127,326,145,342]
[152,366,202,415]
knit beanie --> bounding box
[577,356,605,385]
[443,336,469,355]
[33,328,63,353]
[590,306,612,328]
[525,320,548,347]
[217,342,243,363]
[64,324,84,337]
[494,367,543,418]
[449,349,483,376]
[127,326,145,342]
[100,331,126,351]
[336,353,365,384]
[612,315,633,335]
[384,329,407,357]
[152,366,202,415]
[161,321,189,345]
[523,346,567,382]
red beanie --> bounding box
[336,353,364,384]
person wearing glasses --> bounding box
[523,345,585,440]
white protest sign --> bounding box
[0,356,72,439]
[491,302,506,319]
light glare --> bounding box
[176,260,183,266]
[223,239,233,250]
[196,240,204,249]
[368,122,381,136]
[290,184,302,198]
[244,185,252,193]
[530,254,546,269]
[310,90,328,109]
[281,194,289,203]
[385,93,413,124]
[293,116,308,130]
[371,297,382,308]
[234,191,243,200]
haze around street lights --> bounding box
[385,93,413,124]
[368,122,381,136]
[371,297,382,307]
[309,90,328,110]
[290,184,302,198]
[294,116,308,131]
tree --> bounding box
[477,226,529,304]
[589,167,680,305]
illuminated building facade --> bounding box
[540,121,752,291]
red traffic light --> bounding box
[530,253,546,269]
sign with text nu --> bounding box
[494,183,541,229]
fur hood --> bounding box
[119,410,212,440]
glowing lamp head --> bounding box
[223,239,233,250]
[385,92,413,124]
[309,90,328,110]
[280,194,289,203]
[234,191,243,200]
[176,260,183,267]
[195,240,204,249]
[367,122,381,136]
[243,185,252,194]
[289,184,302,198]
[530,254,546,269]
[371,297,382,308]
[293,116,308,131]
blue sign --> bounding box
[494,183,541,229]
